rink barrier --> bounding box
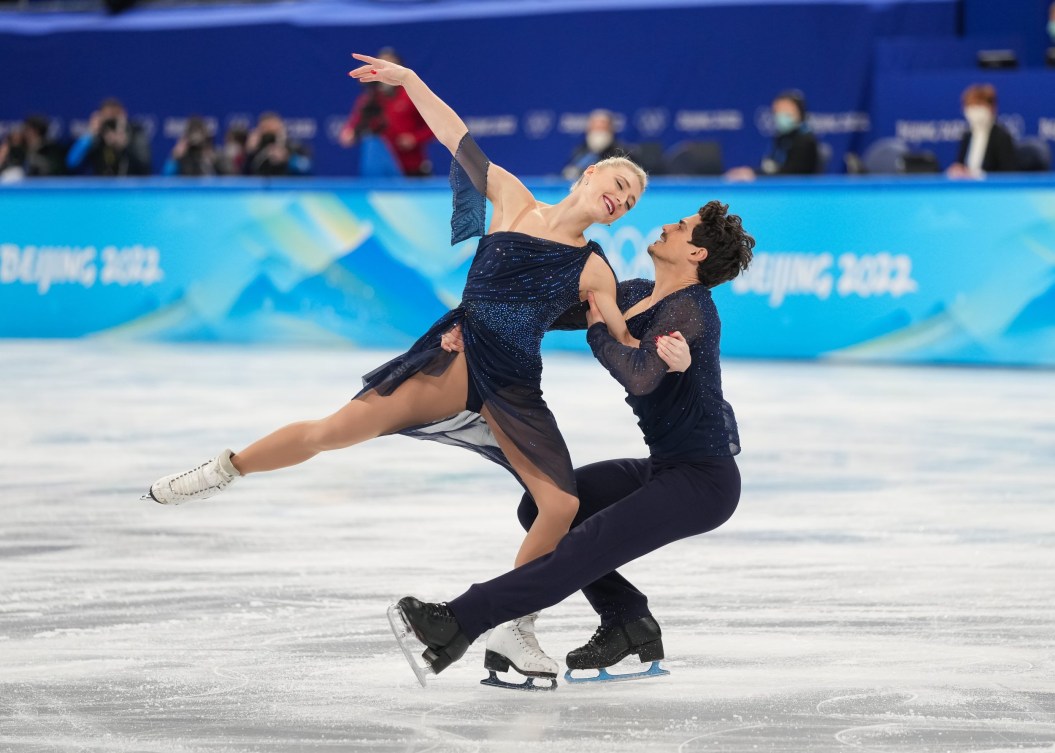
[1,176,1054,366]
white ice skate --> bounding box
[143,449,241,505]
[481,612,558,691]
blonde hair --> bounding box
[572,156,648,192]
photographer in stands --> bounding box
[163,116,221,176]
[946,84,1018,179]
[0,115,66,180]
[244,112,312,177]
[66,98,151,176]
[339,47,434,177]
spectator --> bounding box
[947,84,1017,178]
[562,109,628,180]
[340,47,434,176]
[66,98,151,176]
[217,123,248,176]
[244,112,311,176]
[164,116,221,176]
[0,115,66,180]
[726,90,818,181]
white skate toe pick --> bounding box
[144,449,241,505]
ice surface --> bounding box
[1,340,1053,752]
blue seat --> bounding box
[1015,137,1052,172]
[862,138,910,174]
[664,141,724,176]
[815,141,832,174]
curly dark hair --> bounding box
[692,200,755,288]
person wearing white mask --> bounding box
[947,84,1018,179]
[725,89,819,181]
[562,109,628,179]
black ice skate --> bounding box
[387,596,470,687]
[564,616,670,684]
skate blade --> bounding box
[480,670,557,692]
[386,603,435,688]
[564,660,670,684]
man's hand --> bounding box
[586,291,605,328]
[656,331,691,372]
[440,323,464,353]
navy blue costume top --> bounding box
[555,278,740,460]
[357,134,615,495]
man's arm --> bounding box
[585,293,702,396]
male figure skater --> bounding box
[390,200,755,688]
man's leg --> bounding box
[448,457,741,642]
[517,458,654,626]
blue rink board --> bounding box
[1,176,1053,366]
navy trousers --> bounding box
[447,455,741,642]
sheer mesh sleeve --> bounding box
[586,293,705,396]
[449,133,490,245]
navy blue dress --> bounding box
[357,134,615,495]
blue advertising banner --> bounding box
[2,176,1054,366]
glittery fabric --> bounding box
[586,279,741,459]
[357,135,614,496]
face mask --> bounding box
[773,112,799,135]
[963,105,994,130]
[1048,20,1055,43]
[586,130,613,154]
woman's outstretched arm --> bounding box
[350,53,467,154]
[349,53,534,218]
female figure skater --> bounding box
[143,53,663,667]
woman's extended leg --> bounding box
[146,354,471,504]
[234,353,471,474]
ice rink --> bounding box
[2,339,1053,752]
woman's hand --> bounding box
[349,53,412,87]
[441,323,464,353]
[656,331,691,372]
[586,291,606,328]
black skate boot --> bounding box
[388,596,470,687]
[564,616,670,684]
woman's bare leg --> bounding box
[232,354,470,474]
[481,406,579,567]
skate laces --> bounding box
[586,624,614,648]
[428,603,458,624]
[168,457,231,495]
[511,615,549,659]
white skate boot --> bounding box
[481,612,558,691]
[143,449,241,505]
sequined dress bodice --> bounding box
[461,232,604,380]
[355,133,614,496]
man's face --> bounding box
[648,214,705,264]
